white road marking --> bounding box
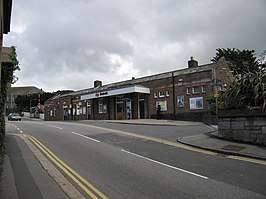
[47,125,63,130]
[121,149,209,180]
[71,131,100,143]
[20,131,23,134]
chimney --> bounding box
[94,80,102,88]
[188,56,198,68]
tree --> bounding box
[219,68,266,110]
[258,49,266,71]
[211,48,259,75]
[14,90,74,113]
[0,46,20,149]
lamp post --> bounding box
[30,99,37,109]
[30,99,37,117]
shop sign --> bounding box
[95,91,109,97]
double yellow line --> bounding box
[27,135,108,199]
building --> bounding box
[44,57,233,123]
[6,86,44,110]
[0,0,13,86]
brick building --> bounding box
[44,57,233,123]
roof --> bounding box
[44,61,218,103]
[75,63,215,96]
[7,86,44,95]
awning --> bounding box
[81,85,150,100]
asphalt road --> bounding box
[6,119,266,199]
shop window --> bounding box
[201,85,206,93]
[156,101,167,111]
[154,92,158,98]
[192,86,200,94]
[159,91,165,98]
[166,90,170,97]
[190,97,203,110]
[99,99,107,113]
[186,87,191,95]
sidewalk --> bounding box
[0,132,83,199]
[108,119,266,160]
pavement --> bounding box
[1,119,266,199]
[0,125,83,199]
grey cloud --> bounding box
[4,0,266,92]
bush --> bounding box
[219,69,266,110]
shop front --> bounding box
[80,85,150,120]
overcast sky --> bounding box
[4,0,266,92]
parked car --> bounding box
[8,113,22,121]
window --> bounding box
[156,101,167,111]
[154,92,158,98]
[159,91,165,98]
[192,86,200,94]
[99,99,107,113]
[177,96,184,107]
[190,97,203,110]
[186,87,191,95]
[166,90,170,97]
[201,85,206,93]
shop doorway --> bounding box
[87,105,92,120]
[116,103,124,120]
[139,100,145,119]
[116,96,125,120]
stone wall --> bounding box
[218,109,266,145]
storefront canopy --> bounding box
[81,85,150,100]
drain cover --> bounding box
[222,145,245,152]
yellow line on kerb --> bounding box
[27,135,108,199]
[76,123,266,166]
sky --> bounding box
[4,0,266,92]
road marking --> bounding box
[72,123,266,166]
[47,125,63,130]
[20,131,23,134]
[17,128,20,131]
[72,123,217,155]
[19,134,85,199]
[71,131,100,143]
[227,155,266,166]
[121,149,208,179]
[27,135,108,199]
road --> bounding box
[6,119,266,199]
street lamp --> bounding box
[30,99,37,117]
[30,99,37,109]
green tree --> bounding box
[14,90,74,113]
[258,49,266,71]
[1,46,20,150]
[219,69,266,110]
[211,48,259,75]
